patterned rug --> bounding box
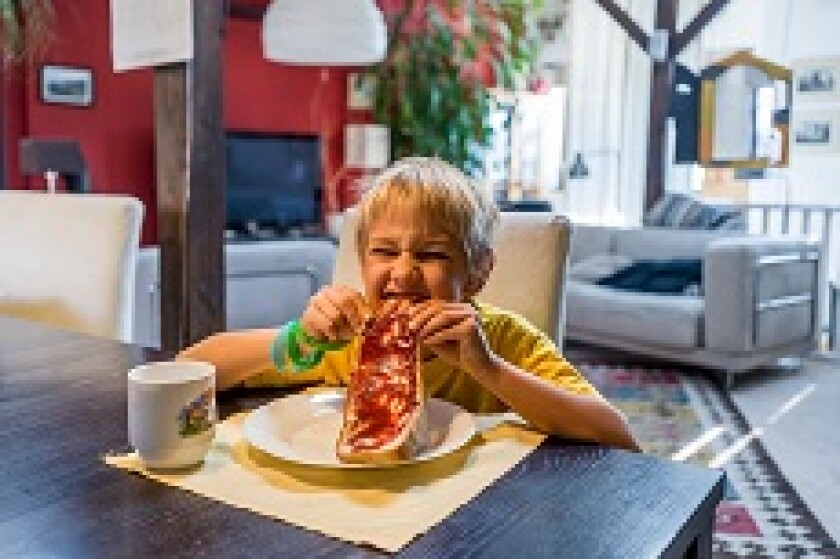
[579,363,839,558]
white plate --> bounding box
[241,390,476,469]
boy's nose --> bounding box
[391,252,417,279]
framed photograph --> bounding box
[792,109,840,153]
[793,58,840,103]
[40,65,94,107]
[347,73,376,110]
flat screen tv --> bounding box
[225,131,322,237]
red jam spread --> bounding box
[345,311,418,449]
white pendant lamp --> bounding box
[262,0,387,66]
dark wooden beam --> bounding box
[228,4,264,21]
[592,0,733,210]
[155,1,226,351]
[644,0,677,211]
[593,0,649,52]
[673,0,732,55]
[0,61,5,186]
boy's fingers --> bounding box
[356,297,372,332]
[407,300,445,333]
[310,298,346,341]
[394,298,412,317]
[347,289,371,332]
[379,298,399,319]
[416,308,468,340]
[423,316,475,346]
[323,287,362,335]
[301,306,333,341]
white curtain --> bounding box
[559,0,654,226]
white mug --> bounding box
[128,361,216,469]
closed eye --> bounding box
[370,247,398,257]
[416,250,450,261]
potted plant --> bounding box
[1,0,53,63]
[369,0,540,176]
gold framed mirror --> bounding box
[699,51,792,168]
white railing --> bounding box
[733,203,840,340]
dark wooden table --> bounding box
[0,317,724,558]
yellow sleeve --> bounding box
[481,305,599,397]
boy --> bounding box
[180,157,639,451]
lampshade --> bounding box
[568,152,589,179]
[262,0,387,66]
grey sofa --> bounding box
[566,225,821,387]
[133,238,337,348]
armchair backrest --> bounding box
[0,191,143,342]
[333,210,572,346]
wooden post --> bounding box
[154,1,226,351]
[644,0,677,212]
[593,0,732,211]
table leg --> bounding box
[683,520,713,559]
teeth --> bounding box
[384,294,427,302]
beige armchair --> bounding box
[0,191,143,342]
[333,210,572,346]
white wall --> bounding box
[561,0,840,224]
[784,0,840,206]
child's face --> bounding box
[361,205,472,310]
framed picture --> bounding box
[793,58,840,103]
[40,65,94,107]
[347,73,376,110]
[792,109,840,153]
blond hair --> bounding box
[356,157,499,271]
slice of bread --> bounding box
[337,310,430,464]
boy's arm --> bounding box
[472,356,640,451]
[177,329,276,390]
[408,301,640,451]
[176,285,366,391]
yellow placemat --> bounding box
[105,412,544,553]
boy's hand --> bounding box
[407,300,496,373]
[300,285,368,342]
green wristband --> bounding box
[297,325,348,352]
[286,321,325,372]
[269,322,293,372]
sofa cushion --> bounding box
[596,259,702,295]
[566,281,704,348]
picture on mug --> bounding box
[178,389,215,438]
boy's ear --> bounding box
[465,249,495,298]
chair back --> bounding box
[0,191,143,342]
[332,210,572,346]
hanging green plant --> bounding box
[369,0,541,176]
[0,0,54,64]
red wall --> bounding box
[5,1,371,245]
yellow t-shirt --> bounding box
[243,302,598,413]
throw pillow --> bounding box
[596,259,703,295]
[643,193,746,231]
[712,211,747,231]
[568,254,633,283]
[643,193,697,227]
